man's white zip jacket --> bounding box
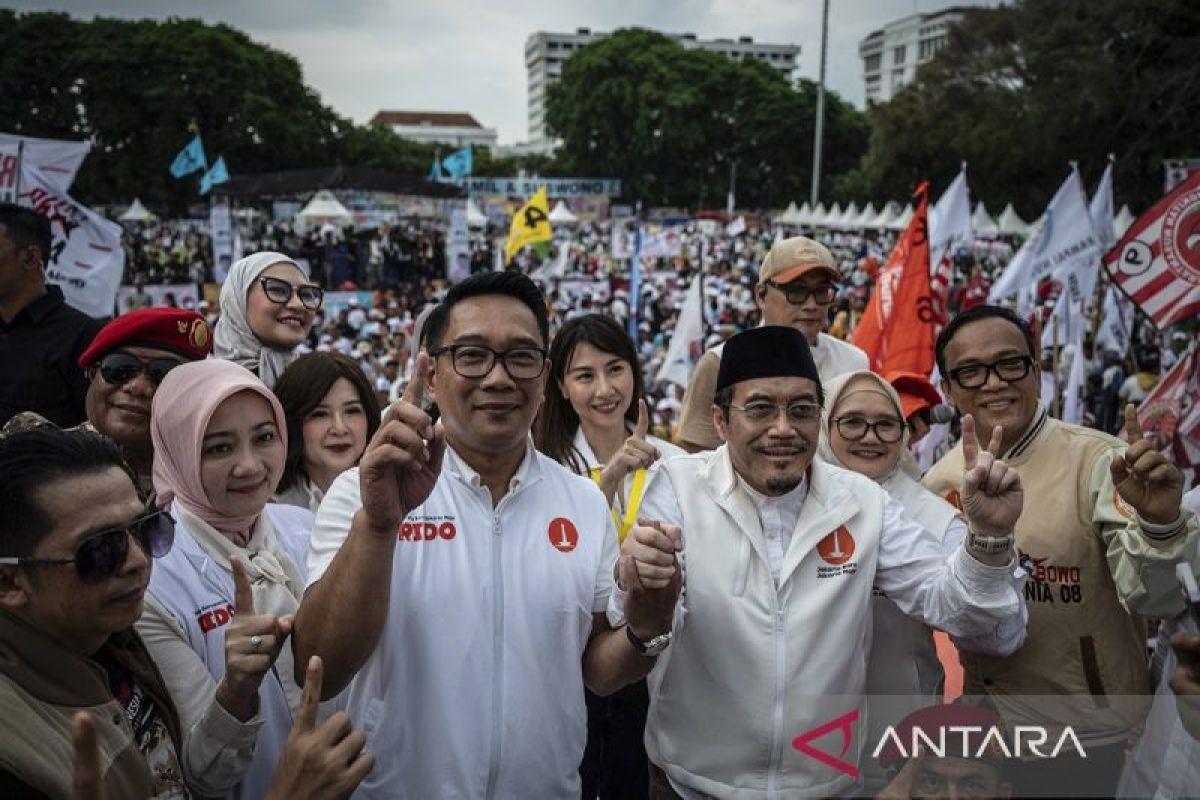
[608,447,1028,799]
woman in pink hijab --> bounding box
[136,359,319,800]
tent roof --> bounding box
[972,202,999,236]
[996,202,1029,236]
[118,197,156,222]
[888,204,913,230]
[465,198,487,227]
[1114,204,1136,238]
[548,200,578,223]
[296,189,352,221]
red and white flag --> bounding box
[1133,343,1200,489]
[1104,170,1200,329]
[928,165,972,325]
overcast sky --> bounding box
[11,0,989,144]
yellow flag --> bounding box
[504,186,552,263]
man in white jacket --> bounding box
[610,325,1029,799]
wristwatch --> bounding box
[967,527,1014,555]
[626,625,672,656]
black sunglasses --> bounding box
[0,509,175,583]
[98,352,183,387]
[258,276,324,310]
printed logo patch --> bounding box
[548,517,579,553]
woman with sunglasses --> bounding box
[534,313,684,800]
[816,370,967,792]
[214,252,323,389]
[137,359,316,800]
[272,353,381,514]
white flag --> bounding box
[656,277,703,389]
[928,166,972,321]
[989,167,1099,302]
[1095,284,1135,357]
[18,161,123,318]
[725,216,746,237]
[1090,157,1116,250]
[0,131,91,192]
[1061,331,1086,424]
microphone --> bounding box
[927,404,956,425]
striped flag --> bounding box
[1132,343,1200,489]
[928,165,971,325]
[1104,169,1200,328]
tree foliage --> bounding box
[545,28,868,208]
[841,0,1200,214]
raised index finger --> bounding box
[231,557,255,617]
[1123,403,1144,442]
[634,399,649,440]
[961,413,979,470]
[295,655,323,732]
[400,350,431,408]
[986,424,1004,457]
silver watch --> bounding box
[967,528,1013,555]
[626,626,672,656]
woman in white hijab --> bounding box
[817,370,968,791]
[214,252,323,389]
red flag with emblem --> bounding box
[1131,343,1200,489]
[852,182,936,376]
[1104,170,1200,328]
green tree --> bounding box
[843,0,1200,214]
[544,28,867,207]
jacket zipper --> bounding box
[767,601,786,799]
[484,503,505,799]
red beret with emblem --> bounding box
[78,308,213,367]
[876,703,1006,770]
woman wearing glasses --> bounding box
[137,359,317,799]
[816,370,966,792]
[272,353,381,514]
[534,314,683,800]
[214,252,324,389]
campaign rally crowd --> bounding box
[3,196,1200,800]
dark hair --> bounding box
[0,202,52,265]
[0,428,133,557]
[534,314,645,475]
[272,352,382,492]
[935,304,1036,376]
[424,271,549,351]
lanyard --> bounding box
[589,466,648,543]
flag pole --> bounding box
[13,141,23,202]
[810,0,830,206]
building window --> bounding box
[864,53,882,72]
[893,45,906,65]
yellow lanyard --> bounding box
[589,466,648,543]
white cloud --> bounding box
[12,0,991,144]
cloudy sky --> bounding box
[12,0,987,144]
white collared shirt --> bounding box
[737,475,808,584]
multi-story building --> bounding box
[370,111,498,151]
[525,28,800,151]
[859,7,966,104]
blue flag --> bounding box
[169,135,207,178]
[441,147,473,181]
[199,156,229,195]
[428,157,443,182]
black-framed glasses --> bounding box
[831,415,905,443]
[430,344,548,380]
[947,355,1034,390]
[97,352,183,387]
[0,509,175,583]
[765,281,838,305]
[257,276,324,310]
[728,400,822,425]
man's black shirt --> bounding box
[0,285,104,428]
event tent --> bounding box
[118,198,156,223]
[465,198,488,227]
[548,200,579,224]
[295,190,353,228]
[1114,205,1135,238]
[887,204,913,230]
[971,202,1000,237]
[997,203,1030,236]
[774,201,805,226]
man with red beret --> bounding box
[876,704,1011,799]
[79,307,212,489]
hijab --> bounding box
[214,251,307,389]
[151,359,288,534]
[818,370,911,482]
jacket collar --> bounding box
[0,609,117,707]
[1002,403,1052,463]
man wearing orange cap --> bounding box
[79,308,212,489]
[677,236,868,452]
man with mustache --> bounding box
[611,325,1029,798]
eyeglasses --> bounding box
[764,281,838,305]
[97,352,183,387]
[728,400,822,425]
[831,415,905,443]
[257,276,324,310]
[430,344,548,380]
[0,509,175,583]
[947,355,1034,389]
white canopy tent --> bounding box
[548,200,579,224]
[887,203,913,231]
[465,199,488,228]
[118,198,156,223]
[815,203,841,227]
[1114,204,1136,238]
[834,202,861,229]
[868,202,899,230]
[972,202,1000,237]
[295,190,353,229]
[853,203,878,229]
[774,201,805,226]
[804,202,827,226]
[997,203,1030,236]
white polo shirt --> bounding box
[307,440,619,799]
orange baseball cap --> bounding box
[758,236,841,285]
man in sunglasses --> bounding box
[924,304,1199,798]
[0,203,104,429]
[80,307,212,490]
[678,236,868,452]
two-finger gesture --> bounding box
[959,414,1023,537]
[220,558,293,720]
[359,351,447,536]
[620,520,683,640]
[1112,403,1184,525]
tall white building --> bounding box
[526,28,800,152]
[859,7,966,104]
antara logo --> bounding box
[870,724,1086,761]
